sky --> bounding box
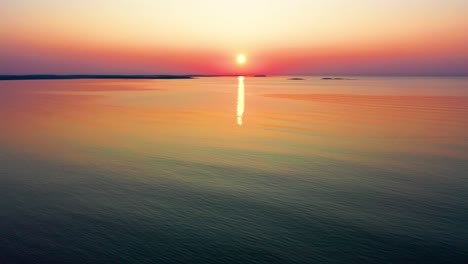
[1,0,467,75]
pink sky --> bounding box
[1,0,467,75]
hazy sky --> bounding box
[1,0,467,75]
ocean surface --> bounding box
[1,77,468,263]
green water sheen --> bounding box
[1,77,468,263]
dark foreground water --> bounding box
[1,77,468,263]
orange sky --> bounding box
[1,0,467,75]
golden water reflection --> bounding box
[237,76,245,125]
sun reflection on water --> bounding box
[237,76,245,126]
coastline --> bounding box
[0,75,195,81]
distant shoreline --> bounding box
[0,75,195,81]
[0,74,270,81]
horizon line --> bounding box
[1,73,467,81]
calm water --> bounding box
[1,77,468,263]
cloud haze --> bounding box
[1,0,467,75]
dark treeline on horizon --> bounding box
[0,75,195,80]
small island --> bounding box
[321,77,356,80]
[288,77,305,80]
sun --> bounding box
[236,54,246,65]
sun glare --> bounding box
[236,54,246,65]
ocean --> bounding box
[1,77,467,263]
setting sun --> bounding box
[236,54,246,65]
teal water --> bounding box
[1,77,468,263]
